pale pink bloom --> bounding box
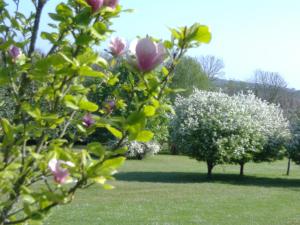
[48,159,74,184]
[9,46,21,59]
[103,0,119,9]
[86,0,103,12]
[134,38,165,72]
[109,37,126,56]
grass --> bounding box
[45,155,300,225]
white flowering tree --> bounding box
[170,90,290,176]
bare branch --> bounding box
[198,55,225,81]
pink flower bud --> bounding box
[9,46,21,59]
[134,38,165,72]
[48,159,74,184]
[105,100,115,113]
[83,113,95,127]
[86,0,103,12]
[109,37,126,56]
[103,0,119,9]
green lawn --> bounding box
[45,155,300,225]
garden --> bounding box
[1,1,300,225]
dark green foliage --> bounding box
[170,56,210,99]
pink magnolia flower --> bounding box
[83,113,95,127]
[134,38,165,72]
[48,159,74,184]
[103,0,119,9]
[9,46,21,59]
[109,37,126,56]
[86,0,103,12]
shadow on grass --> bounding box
[115,172,300,188]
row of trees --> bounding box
[168,56,300,175]
[170,90,290,176]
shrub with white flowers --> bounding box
[170,90,291,176]
[126,141,161,159]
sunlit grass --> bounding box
[45,155,300,225]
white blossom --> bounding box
[170,89,291,165]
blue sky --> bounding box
[10,0,300,89]
[112,0,300,89]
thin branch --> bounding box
[59,111,77,138]
[28,0,47,57]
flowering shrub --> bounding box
[170,90,290,176]
[126,141,161,159]
[0,0,211,224]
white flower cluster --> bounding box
[170,89,291,164]
[126,141,161,159]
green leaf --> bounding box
[92,176,106,185]
[64,95,79,110]
[0,68,9,85]
[101,157,125,170]
[163,40,173,49]
[59,52,74,65]
[79,66,106,78]
[22,103,41,119]
[56,3,73,17]
[194,25,211,43]
[143,105,156,117]
[74,8,91,26]
[107,76,119,86]
[170,28,182,39]
[136,130,154,142]
[93,22,107,35]
[22,194,35,204]
[106,125,123,139]
[41,32,58,43]
[161,66,169,76]
[48,13,65,22]
[90,156,125,177]
[76,33,93,46]
[187,23,212,44]
[87,142,105,157]
[79,98,98,112]
[127,111,146,125]
[0,118,14,144]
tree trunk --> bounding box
[239,162,244,176]
[286,157,291,176]
[207,161,213,177]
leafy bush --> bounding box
[170,90,290,176]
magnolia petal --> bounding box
[48,158,58,172]
[109,37,126,56]
[136,38,158,72]
[86,0,104,12]
[103,0,119,9]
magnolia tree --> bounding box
[0,0,211,224]
[170,90,290,176]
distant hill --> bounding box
[211,78,300,121]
